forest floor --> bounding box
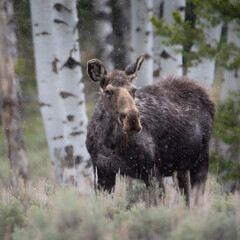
[0,101,239,240]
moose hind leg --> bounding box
[97,167,116,193]
[190,145,209,204]
[177,170,190,206]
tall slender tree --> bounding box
[221,21,240,100]
[30,0,64,184]
[52,0,93,193]
[152,0,163,81]
[187,21,222,88]
[159,0,185,77]
[30,0,93,194]
[94,0,114,71]
[112,0,130,70]
[0,0,29,186]
[130,0,154,87]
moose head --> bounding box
[87,54,145,135]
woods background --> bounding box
[0,0,239,239]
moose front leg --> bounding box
[97,167,116,193]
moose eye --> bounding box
[131,88,137,97]
[105,90,112,98]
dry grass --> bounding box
[0,175,239,240]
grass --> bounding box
[0,176,239,240]
[0,98,239,240]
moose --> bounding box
[86,54,215,205]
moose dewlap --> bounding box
[86,54,215,205]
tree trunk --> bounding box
[31,0,93,194]
[0,0,29,186]
[94,0,114,71]
[159,0,185,77]
[30,0,64,184]
[187,22,222,89]
[52,0,93,194]
[153,0,163,81]
[130,0,154,87]
[221,21,240,100]
[112,0,130,70]
[219,21,240,192]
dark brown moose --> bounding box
[86,54,215,205]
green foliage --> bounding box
[209,90,240,183]
[190,0,240,24]
[0,198,25,239]
[214,90,240,153]
[150,0,240,73]
[1,179,239,240]
[210,152,240,182]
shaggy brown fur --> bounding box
[86,55,215,205]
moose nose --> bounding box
[120,110,142,135]
[129,124,142,135]
[119,112,127,125]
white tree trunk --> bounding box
[31,0,93,194]
[30,0,64,184]
[221,21,240,100]
[188,23,222,89]
[159,0,185,77]
[130,0,153,87]
[52,0,93,194]
[94,0,114,71]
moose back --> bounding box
[86,54,215,204]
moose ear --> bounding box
[87,59,108,83]
[125,53,145,79]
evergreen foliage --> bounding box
[210,90,240,183]
[150,0,240,73]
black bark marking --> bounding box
[60,56,81,70]
[36,31,50,36]
[153,69,160,77]
[54,19,68,26]
[70,131,84,136]
[145,53,151,60]
[53,135,64,140]
[178,6,186,11]
[159,2,164,18]
[52,57,59,74]
[78,100,83,105]
[145,31,150,36]
[85,159,92,169]
[95,11,112,21]
[234,70,238,78]
[60,91,77,99]
[53,3,72,13]
[65,145,74,167]
[39,102,52,107]
[34,23,39,26]
[67,115,74,121]
[64,146,83,167]
[75,155,83,165]
[79,121,83,126]
[136,27,141,32]
[161,50,174,60]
